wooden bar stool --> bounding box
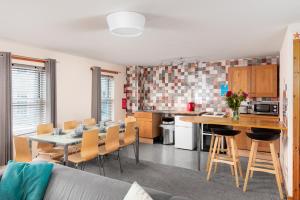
[243,128,284,199]
[207,128,243,188]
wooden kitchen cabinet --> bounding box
[251,64,278,97]
[228,67,251,94]
[228,64,278,97]
[134,112,161,144]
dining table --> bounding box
[180,116,287,171]
[28,125,140,166]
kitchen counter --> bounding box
[135,110,205,115]
[180,116,287,130]
[180,115,287,171]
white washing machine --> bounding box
[174,115,197,150]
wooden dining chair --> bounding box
[64,120,79,130]
[120,121,136,156]
[36,123,64,160]
[14,136,60,163]
[68,129,101,173]
[99,125,122,175]
[83,118,96,126]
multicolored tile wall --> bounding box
[126,56,279,113]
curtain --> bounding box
[45,59,57,127]
[0,52,13,165]
[91,66,101,123]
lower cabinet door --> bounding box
[174,126,196,150]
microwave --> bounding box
[250,101,279,116]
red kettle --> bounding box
[187,102,195,111]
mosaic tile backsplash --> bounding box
[126,56,279,113]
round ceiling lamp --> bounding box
[106,11,145,37]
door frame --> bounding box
[292,38,300,200]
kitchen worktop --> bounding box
[135,110,205,115]
[180,116,287,130]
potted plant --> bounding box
[225,90,248,120]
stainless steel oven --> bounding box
[250,101,279,116]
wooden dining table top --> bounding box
[180,116,287,131]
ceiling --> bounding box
[0,0,300,65]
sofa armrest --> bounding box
[0,166,6,180]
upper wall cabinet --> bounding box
[228,64,278,97]
[251,65,278,97]
[228,67,251,94]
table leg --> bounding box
[64,145,69,166]
[197,123,202,171]
[135,127,139,164]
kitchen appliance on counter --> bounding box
[239,101,251,114]
[201,112,226,118]
[187,102,195,111]
[160,117,175,145]
[174,115,197,150]
[250,101,279,116]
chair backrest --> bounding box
[105,125,120,153]
[83,118,96,126]
[37,123,54,151]
[124,121,136,144]
[125,116,136,124]
[14,136,32,162]
[81,129,99,160]
[64,120,79,130]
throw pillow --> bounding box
[123,182,153,200]
[0,160,54,200]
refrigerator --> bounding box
[174,115,197,150]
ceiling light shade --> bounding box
[106,11,145,37]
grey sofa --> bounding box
[0,164,189,200]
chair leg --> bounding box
[250,147,257,178]
[270,142,284,199]
[118,150,123,173]
[206,134,215,172]
[214,136,222,174]
[225,137,234,176]
[233,138,243,179]
[207,136,219,181]
[230,137,239,188]
[243,141,257,192]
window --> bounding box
[101,75,114,121]
[12,64,47,135]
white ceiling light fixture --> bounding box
[106,11,145,37]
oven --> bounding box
[251,101,279,116]
[201,124,228,152]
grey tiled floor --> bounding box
[121,143,207,170]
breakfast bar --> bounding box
[180,116,287,171]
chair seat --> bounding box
[251,128,281,134]
[38,148,64,159]
[212,128,240,136]
[32,155,61,164]
[98,145,118,156]
[54,145,81,154]
[246,131,280,141]
[119,139,135,148]
[68,152,85,164]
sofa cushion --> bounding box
[44,165,174,200]
[123,182,153,200]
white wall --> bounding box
[279,23,300,196]
[0,39,126,127]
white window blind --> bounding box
[101,75,114,121]
[12,64,47,135]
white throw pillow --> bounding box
[123,182,153,200]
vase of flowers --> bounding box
[225,90,248,121]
